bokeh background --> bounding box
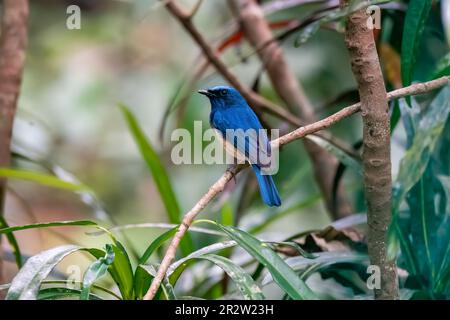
[2,0,448,299]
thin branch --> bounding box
[187,0,203,18]
[143,76,449,300]
[164,0,303,127]
[0,0,29,286]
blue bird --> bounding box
[198,85,281,207]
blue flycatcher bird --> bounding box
[198,85,281,207]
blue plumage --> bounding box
[199,86,281,207]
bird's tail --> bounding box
[252,165,281,207]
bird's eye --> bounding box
[221,89,227,96]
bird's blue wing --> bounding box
[211,107,271,166]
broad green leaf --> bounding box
[392,86,450,212]
[119,104,193,255]
[434,175,450,293]
[134,265,153,300]
[0,216,22,268]
[0,168,90,192]
[406,165,441,283]
[81,244,115,300]
[91,242,134,300]
[401,0,432,87]
[139,227,177,265]
[197,254,265,300]
[430,53,450,80]
[215,224,318,300]
[38,287,102,300]
[0,220,97,234]
[6,245,81,300]
[390,86,450,278]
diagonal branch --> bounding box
[143,76,449,300]
[164,0,303,127]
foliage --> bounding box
[0,0,448,301]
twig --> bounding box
[340,0,397,299]
[143,76,449,300]
[0,0,29,286]
[164,0,302,127]
[187,0,203,18]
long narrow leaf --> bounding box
[389,87,450,261]
[139,227,177,264]
[215,224,318,300]
[198,254,265,300]
[0,216,22,268]
[0,168,90,192]
[6,245,82,300]
[81,244,115,300]
[0,220,97,234]
[90,242,135,300]
[401,0,432,87]
[38,287,102,300]
[119,104,193,255]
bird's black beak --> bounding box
[198,89,215,97]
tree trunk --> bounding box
[0,0,29,285]
[340,0,399,299]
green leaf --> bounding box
[134,265,153,300]
[0,216,22,268]
[6,245,82,300]
[215,224,318,300]
[197,254,265,300]
[401,0,432,87]
[389,86,450,274]
[139,227,177,265]
[262,252,368,285]
[168,240,237,286]
[0,220,97,234]
[306,135,362,174]
[134,264,175,300]
[220,202,234,226]
[91,242,134,300]
[392,87,450,212]
[81,244,115,300]
[38,287,102,300]
[119,104,193,255]
[0,168,90,192]
[430,53,450,80]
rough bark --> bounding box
[340,0,399,299]
[230,0,352,219]
[0,0,29,284]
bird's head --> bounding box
[198,86,246,109]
